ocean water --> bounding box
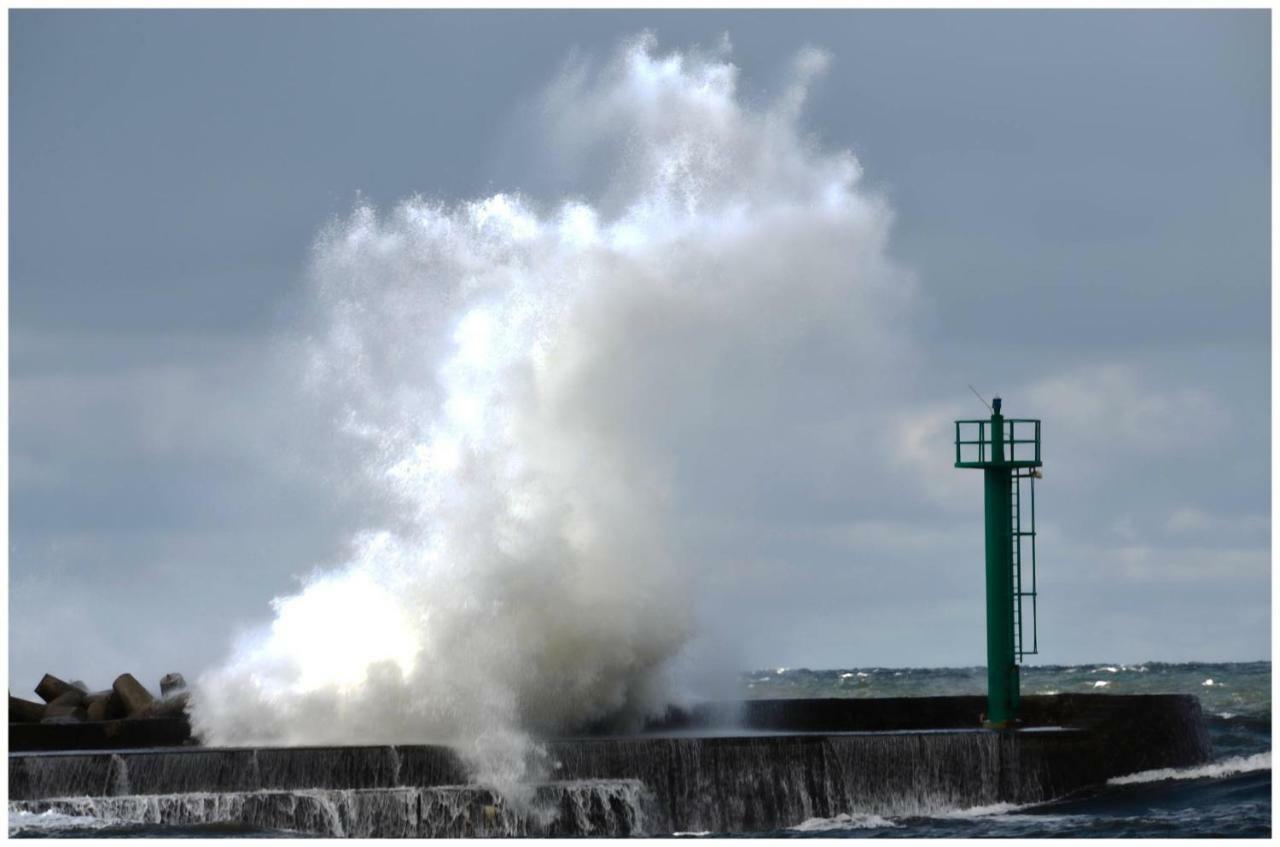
[746,661,1270,838]
[11,661,1269,838]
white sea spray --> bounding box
[189,33,913,793]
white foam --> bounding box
[1091,680,1110,688]
[791,813,898,832]
[1108,753,1271,786]
[8,808,112,835]
[791,803,1085,831]
[917,803,1086,827]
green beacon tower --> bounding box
[955,397,1042,728]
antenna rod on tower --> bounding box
[969,384,993,413]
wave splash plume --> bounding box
[189,33,910,790]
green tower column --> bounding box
[983,400,1017,727]
[956,396,1040,729]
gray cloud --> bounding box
[9,11,1268,696]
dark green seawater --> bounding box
[10,661,1269,838]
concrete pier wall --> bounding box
[8,694,1211,836]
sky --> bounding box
[9,10,1270,697]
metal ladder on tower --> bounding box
[1011,467,1039,661]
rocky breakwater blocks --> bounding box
[83,689,126,723]
[159,673,187,697]
[42,690,88,723]
[9,671,194,751]
[8,695,46,724]
[33,673,82,704]
[111,674,155,717]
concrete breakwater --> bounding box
[10,781,652,837]
[9,695,1211,836]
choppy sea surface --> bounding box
[11,661,1269,838]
